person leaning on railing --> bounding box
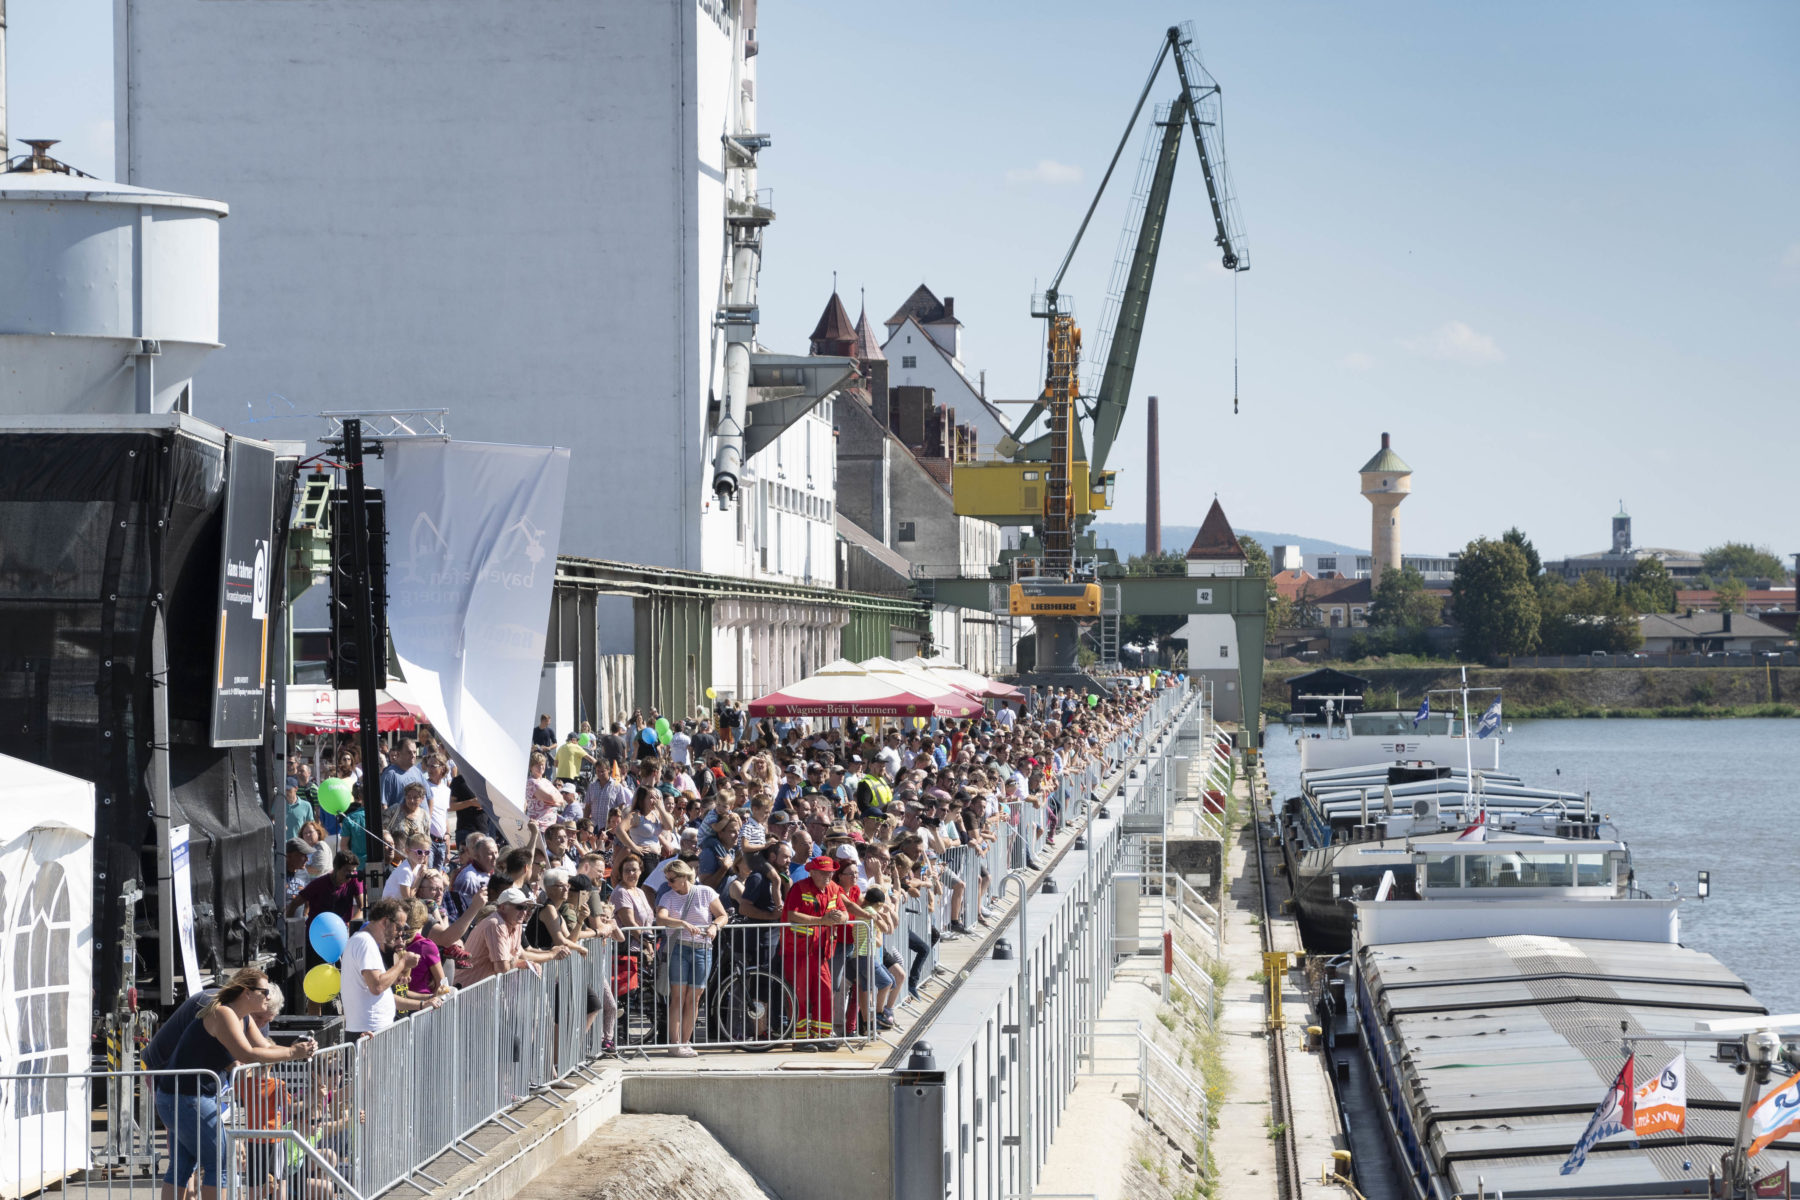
[160,968,316,1200]
[344,898,444,1036]
[457,887,570,987]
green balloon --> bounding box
[654,717,671,744]
[1087,694,1099,707]
[317,775,352,816]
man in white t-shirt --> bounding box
[876,732,904,780]
[340,899,408,1036]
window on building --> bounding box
[1318,557,1337,572]
[897,521,916,543]
[1219,645,1230,659]
[1023,471,1039,481]
[902,355,917,369]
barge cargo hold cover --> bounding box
[1352,933,1800,1198]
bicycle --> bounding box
[705,920,795,1052]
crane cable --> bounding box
[1233,264,1241,415]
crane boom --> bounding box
[1087,96,1187,474]
[1000,24,1248,474]
[1168,26,1248,273]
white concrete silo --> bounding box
[0,142,227,415]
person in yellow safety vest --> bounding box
[855,760,895,818]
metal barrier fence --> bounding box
[611,919,879,1054]
[0,1067,361,1200]
[913,683,1201,1200]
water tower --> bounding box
[0,140,227,414]
[1360,432,1412,590]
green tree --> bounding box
[1368,566,1444,631]
[1237,534,1272,578]
[1538,571,1643,654]
[1502,527,1542,581]
[1702,543,1789,585]
[1451,537,1541,660]
[1623,556,1677,614]
[1125,550,1186,577]
[1714,577,1746,613]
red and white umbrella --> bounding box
[747,658,972,718]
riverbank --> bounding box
[1260,664,1800,719]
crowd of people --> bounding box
[277,679,1177,1057]
[152,677,1178,1199]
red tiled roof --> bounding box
[853,305,885,361]
[1272,569,1315,601]
[885,283,954,328]
[809,291,857,352]
[1675,588,1794,610]
[1305,577,1372,604]
[1186,499,1246,561]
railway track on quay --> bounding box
[1248,755,1307,1200]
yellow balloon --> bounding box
[303,964,341,1004]
[912,717,927,730]
[705,686,717,700]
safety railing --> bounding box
[0,1066,369,1200]
[1167,871,1224,961]
[611,919,880,1054]
[229,1045,365,1199]
[918,683,1201,1200]
[1138,1033,1210,1161]
[1166,937,1218,1030]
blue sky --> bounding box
[10,1,1797,561]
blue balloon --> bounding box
[308,912,349,963]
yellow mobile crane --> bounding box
[952,23,1249,674]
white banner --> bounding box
[383,440,570,844]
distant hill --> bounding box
[1089,522,1366,560]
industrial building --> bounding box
[114,0,914,711]
[1543,505,1705,583]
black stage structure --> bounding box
[0,414,298,1022]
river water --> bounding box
[1261,718,1799,1005]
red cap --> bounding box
[805,855,837,873]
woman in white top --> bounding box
[653,859,728,1057]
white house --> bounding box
[880,285,1011,454]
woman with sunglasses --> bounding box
[161,969,315,1200]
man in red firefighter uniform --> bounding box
[782,854,848,1046]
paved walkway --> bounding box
[1213,774,1283,1200]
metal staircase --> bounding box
[1099,581,1123,670]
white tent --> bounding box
[0,755,96,1199]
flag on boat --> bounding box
[1456,821,1486,842]
[1748,1069,1800,1157]
[1412,697,1430,728]
[1752,1165,1791,1198]
[1633,1053,1686,1136]
[1475,697,1503,739]
[1561,1055,1635,1175]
